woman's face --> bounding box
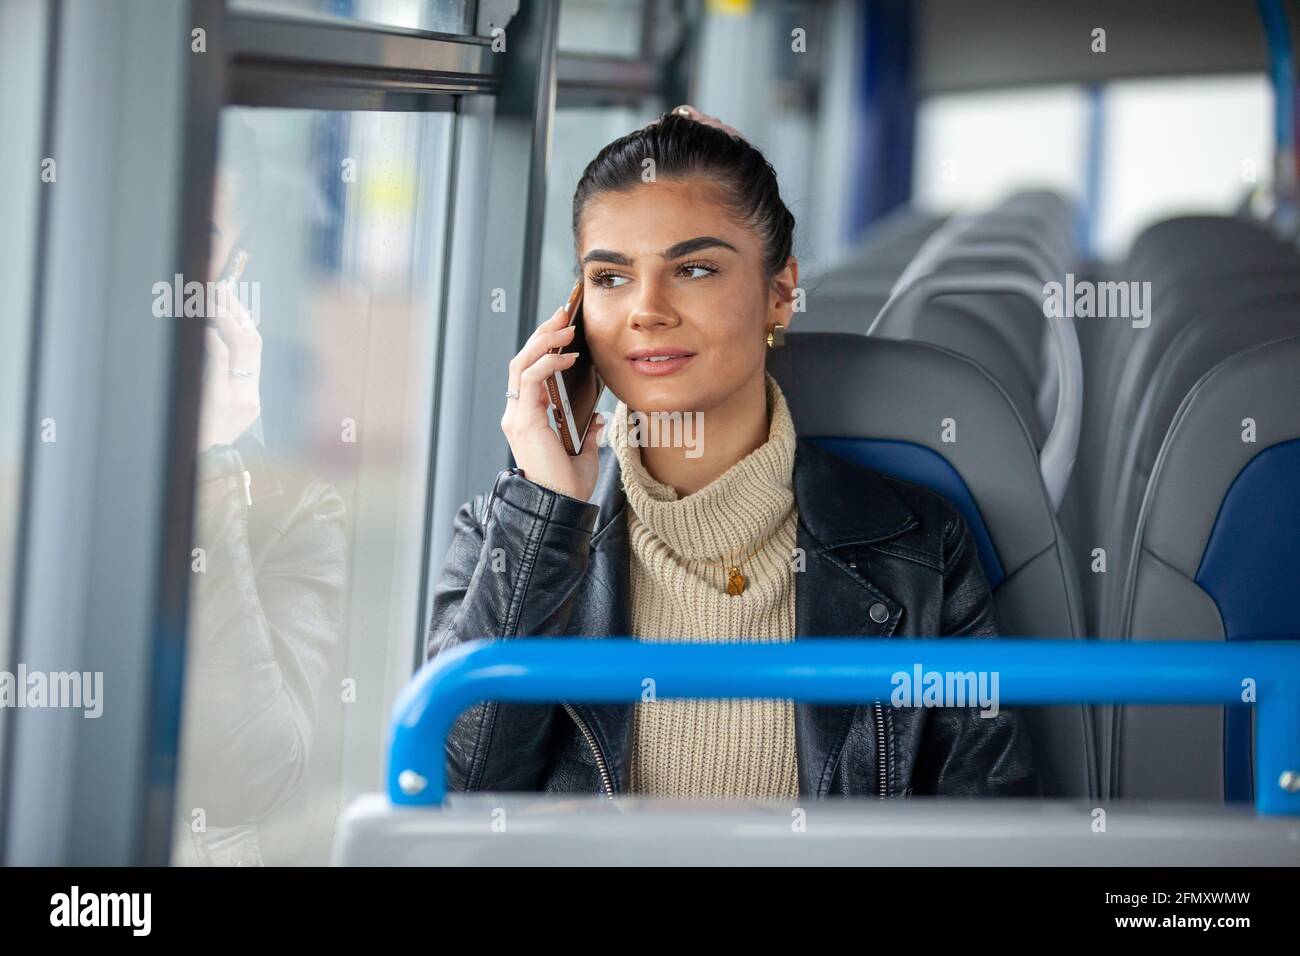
[576,177,795,416]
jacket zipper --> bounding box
[873,702,888,799]
[847,556,890,800]
[562,702,615,798]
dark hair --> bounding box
[571,110,795,279]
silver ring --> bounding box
[505,388,520,400]
[230,367,255,378]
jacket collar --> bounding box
[580,434,917,798]
[789,436,918,549]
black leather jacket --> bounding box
[427,437,1040,799]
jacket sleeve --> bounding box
[182,444,348,826]
[426,468,600,792]
[911,510,1043,797]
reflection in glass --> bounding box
[174,106,450,865]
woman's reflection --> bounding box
[174,153,350,866]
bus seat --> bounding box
[768,332,1095,798]
[1084,216,1300,636]
[873,298,1047,448]
[1098,280,1300,636]
[1110,334,1300,801]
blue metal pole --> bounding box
[849,0,916,240]
[388,638,1300,814]
[1257,0,1297,233]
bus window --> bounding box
[914,85,1091,216]
[1096,73,1271,259]
[171,105,453,865]
[558,0,648,57]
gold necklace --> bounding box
[707,537,771,596]
[703,504,797,596]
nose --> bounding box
[626,276,680,332]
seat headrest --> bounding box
[767,333,1057,578]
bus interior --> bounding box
[0,0,1298,872]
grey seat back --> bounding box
[882,299,1046,448]
[768,333,1095,797]
[1111,335,1300,800]
[1073,217,1296,625]
[871,272,1083,511]
[1098,280,1300,635]
[1084,215,1300,634]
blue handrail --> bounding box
[388,638,1300,814]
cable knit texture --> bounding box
[608,371,799,799]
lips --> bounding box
[627,348,696,376]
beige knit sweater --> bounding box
[607,371,800,799]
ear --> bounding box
[768,256,799,332]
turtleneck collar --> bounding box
[607,371,797,563]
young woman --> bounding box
[427,106,1040,799]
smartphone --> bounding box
[545,278,605,456]
[205,248,250,329]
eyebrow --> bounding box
[581,235,739,267]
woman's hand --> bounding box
[500,304,605,501]
[197,281,262,452]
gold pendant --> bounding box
[726,566,746,596]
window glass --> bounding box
[230,0,474,35]
[913,84,1090,219]
[913,75,1271,261]
[1095,73,1270,261]
[558,0,645,56]
[172,105,452,865]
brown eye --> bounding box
[678,260,718,279]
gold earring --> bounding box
[766,324,786,349]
